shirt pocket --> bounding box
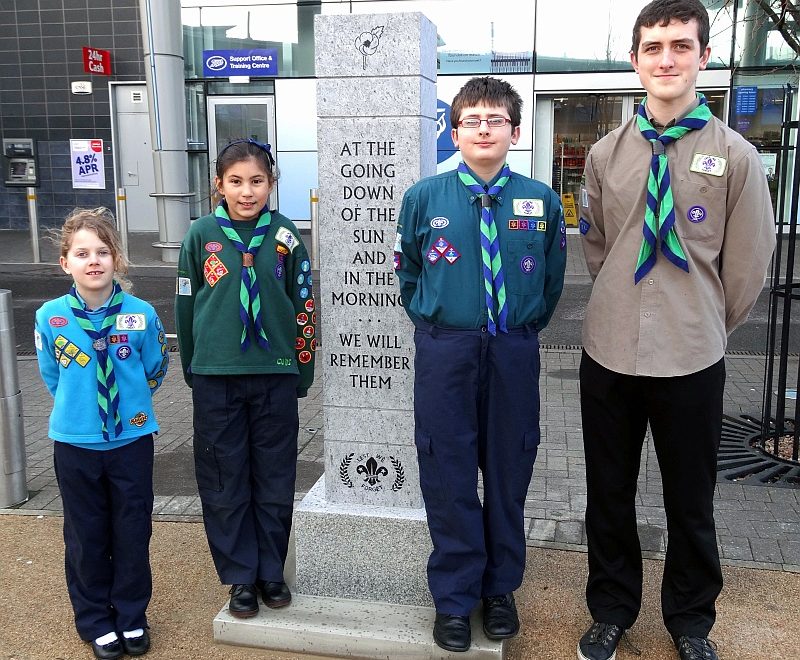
[504,238,546,296]
[675,178,726,244]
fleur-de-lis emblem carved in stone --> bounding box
[356,456,388,486]
[355,26,384,70]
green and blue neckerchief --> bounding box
[215,201,272,351]
[67,282,125,441]
[457,161,511,335]
[634,93,712,284]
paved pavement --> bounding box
[1,231,800,658]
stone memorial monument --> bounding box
[214,12,503,658]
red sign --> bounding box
[83,47,112,75]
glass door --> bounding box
[207,95,278,210]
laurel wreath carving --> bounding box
[390,456,405,491]
[339,452,354,488]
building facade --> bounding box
[0,0,795,256]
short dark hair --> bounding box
[450,76,522,129]
[631,0,710,54]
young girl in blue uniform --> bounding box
[35,208,168,660]
[175,140,315,619]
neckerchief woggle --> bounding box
[67,282,125,441]
[634,93,711,284]
[457,162,511,335]
[215,201,272,351]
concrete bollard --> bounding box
[0,290,28,508]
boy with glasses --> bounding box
[578,2,775,659]
[395,76,566,652]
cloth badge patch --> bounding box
[116,346,132,360]
[276,244,289,255]
[303,325,315,338]
[520,255,536,273]
[310,338,318,351]
[690,153,727,177]
[305,298,315,312]
[426,247,442,264]
[687,205,707,223]
[579,218,591,234]
[393,252,401,270]
[301,260,310,272]
[116,314,146,331]
[130,412,148,427]
[34,329,42,351]
[295,337,306,350]
[433,236,449,254]
[581,187,589,208]
[297,312,308,325]
[443,246,461,264]
[394,233,403,251]
[276,227,299,252]
[297,274,305,285]
[300,287,309,299]
[298,350,312,364]
[176,277,192,296]
[513,198,544,217]
[49,316,68,327]
[430,216,449,229]
[109,334,129,344]
[205,241,223,253]
[54,335,90,368]
[203,254,229,287]
[275,263,284,279]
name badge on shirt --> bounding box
[512,199,544,217]
[116,313,146,331]
[690,153,727,177]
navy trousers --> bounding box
[192,373,299,584]
[580,351,725,638]
[53,435,154,641]
[413,322,541,616]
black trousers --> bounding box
[192,373,299,584]
[580,351,725,639]
[414,323,541,615]
[54,436,154,641]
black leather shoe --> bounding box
[433,613,471,652]
[90,638,123,660]
[228,583,259,618]
[256,580,292,608]
[482,593,520,640]
[121,630,151,656]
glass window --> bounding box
[348,0,534,74]
[732,0,800,66]
[536,0,733,72]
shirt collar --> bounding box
[460,163,510,205]
[646,96,701,130]
[75,289,113,312]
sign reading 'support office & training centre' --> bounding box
[202,49,278,77]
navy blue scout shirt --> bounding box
[396,166,566,330]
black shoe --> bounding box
[577,622,625,660]
[90,638,123,660]
[228,583,259,618]
[256,580,292,608]
[675,636,719,660]
[121,630,151,656]
[482,593,520,639]
[433,613,471,653]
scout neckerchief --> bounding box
[634,93,711,284]
[67,282,125,441]
[215,201,271,351]
[457,161,511,335]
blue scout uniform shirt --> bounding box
[395,166,566,330]
[35,290,168,448]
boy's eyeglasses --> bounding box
[457,116,512,129]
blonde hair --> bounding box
[60,207,131,290]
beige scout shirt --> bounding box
[580,110,776,377]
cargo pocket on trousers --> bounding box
[193,437,223,492]
[414,430,445,502]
